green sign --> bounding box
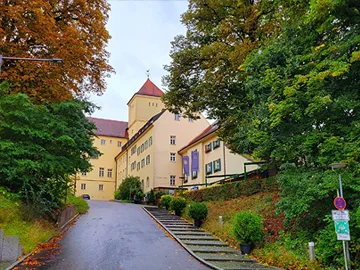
[334,220,350,234]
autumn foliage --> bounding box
[0,0,114,103]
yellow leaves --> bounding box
[350,51,360,63]
[283,86,296,97]
[314,44,325,51]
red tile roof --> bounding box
[127,79,164,104]
[178,122,219,153]
[87,117,128,138]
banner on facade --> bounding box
[191,150,199,172]
[182,156,190,176]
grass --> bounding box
[183,191,318,269]
[66,195,89,214]
[0,194,56,254]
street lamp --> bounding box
[0,55,63,75]
[329,163,351,270]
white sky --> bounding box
[88,0,189,122]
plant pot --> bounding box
[194,219,202,228]
[240,243,252,255]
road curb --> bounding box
[142,207,221,270]
[5,214,80,270]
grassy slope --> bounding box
[0,195,56,254]
[184,192,319,269]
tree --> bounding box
[0,0,114,103]
[0,82,100,218]
[116,176,142,200]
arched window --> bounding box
[141,180,144,191]
[146,177,150,187]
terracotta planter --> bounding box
[240,243,252,255]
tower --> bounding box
[127,79,165,138]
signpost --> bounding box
[334,196,346,210]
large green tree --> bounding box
[0,82,100,217]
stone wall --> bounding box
[0,229,22,262]
[57,205,77,229]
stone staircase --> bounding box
[144,207,277,270]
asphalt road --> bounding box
[40,201,209,270]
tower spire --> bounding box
[146,69,150,79]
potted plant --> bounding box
[188,202,208,228]
[160,195,173,210]
[232,211,264,254]
[170,197,187,216]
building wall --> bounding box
[128,95,165,138]
[153,111,210,189]
[179,134,259,188]
[75,135,127,200]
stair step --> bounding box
[183,240,227,246]
[195,252,255,262]
[177,235,216,240]
[210,261,274,269]
[188,246,240,253]
[172,231,210,236]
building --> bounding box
[75,118,127,200]
[115,79,210,194]
[178,123,259,188]
[75,78,256,200]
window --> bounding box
[174,114,180,121]
[99,184,104,191]
[205,162,213,175]
[90,153,98,159]
[81,183,86,190]
[118,141,122,147]
[101,139,106,145]
[188,118,193,122]
[170,152,176,162]
[156,103,158,107]
[192,170,198,179]
[131,145,137,155]
[205,143,212,153]
[149,137,153,146]
[152,102,154,106]
[145,141,148,149]
[141,180,144,190]
[141,144,144,152]
[213,139,221,149]
[137,162,140,171]
[149,102,151,106]
[146,177,150,187]
[107,169,113,177]
[137,148,141,155]
[110,140,112,144]
[146,155,150,165]
[170,175,176,186]
[99,167,104,177]
[131,161,136,171]
[141,159,145,168]
[81,172,87,176]
[170,135,176,145]
[213,159,221,172]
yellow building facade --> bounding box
[178,123,259,188]
[75,78,256,200]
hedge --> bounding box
[183,177,278,202]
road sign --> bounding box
[334,220,350,240]
[332,210,350,221]
[334,196,346,210]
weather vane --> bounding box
[146,69,150,78]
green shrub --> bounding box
[233,211,264,245]
[155,191,166,206]
[170,197,187,216]
[183,177,278,202]
[115,176,142,200]
[114,189,121,200]
[66,195,89,214]
[160,195,173,210]
[148,189,155,204]
[188,202,208,221]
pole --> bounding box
[339,173,350,270]
[0,55,2,75]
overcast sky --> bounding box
[88,0,188,122]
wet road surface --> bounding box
[40,201,209,270]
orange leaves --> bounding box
[0,0,114,103]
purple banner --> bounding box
[182,156,190,176]
[191,150,199,172]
